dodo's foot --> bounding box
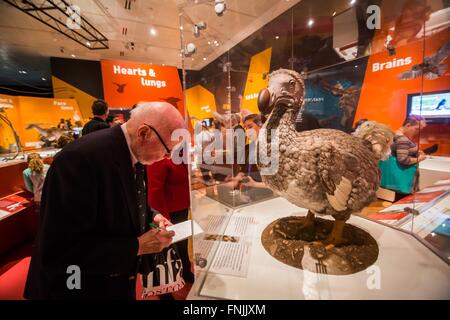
[313,220,348,250]
[281,211,316,242]
[299,212,315,229]
[296,211,316,234]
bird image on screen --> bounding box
[408,91,450,122]
[397,40,450,80]
[257,69,393,248]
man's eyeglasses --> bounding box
[143,123,171,155]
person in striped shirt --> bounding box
[392,115,427,166]
[390,115,427,195]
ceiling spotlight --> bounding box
[332,11,337,16]
[308,19,314,27]
[86,41,91,47]
[184,43,196,57]
[350,0,356,5]
[275,35,280,39]
[193,21,207,38]
[71,54,76,58]
[42,77,46,80]
[150,27,157,36]
[214,0,226,17]
[203,57,207,61]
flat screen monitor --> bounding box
[407,90,450,124]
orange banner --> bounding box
[19,97,82,148]
[101,59,184,114]
[0,95,21,151]
[356,28,450,154]
[0,94,82,150]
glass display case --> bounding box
[177,0,450,299]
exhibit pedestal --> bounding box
[419,156,450,190]
[188,192,450,300]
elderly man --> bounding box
[24,102,184,299]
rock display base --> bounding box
[261,216,379,275]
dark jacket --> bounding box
[24,126,148,299]
[81,116,110,136]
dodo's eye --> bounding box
[289,79,296,86]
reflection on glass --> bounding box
[181,0,450,300]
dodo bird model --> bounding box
[257,69,393,248]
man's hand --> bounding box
[234,172,245,180]
[241,176,257,187]
[137,228,174,256]
[153,213,172,228]
[226,172,245,189]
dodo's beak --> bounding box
[257,88,273,115]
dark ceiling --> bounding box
[0,45,52,95]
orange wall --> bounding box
[0,94,82,150]
[0,95,22,151]
[19,97,82,148]
[355,29,450,155]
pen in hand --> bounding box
[137,223,175,255]
[149,223,161,231]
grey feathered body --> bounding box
[258,108,380,221]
